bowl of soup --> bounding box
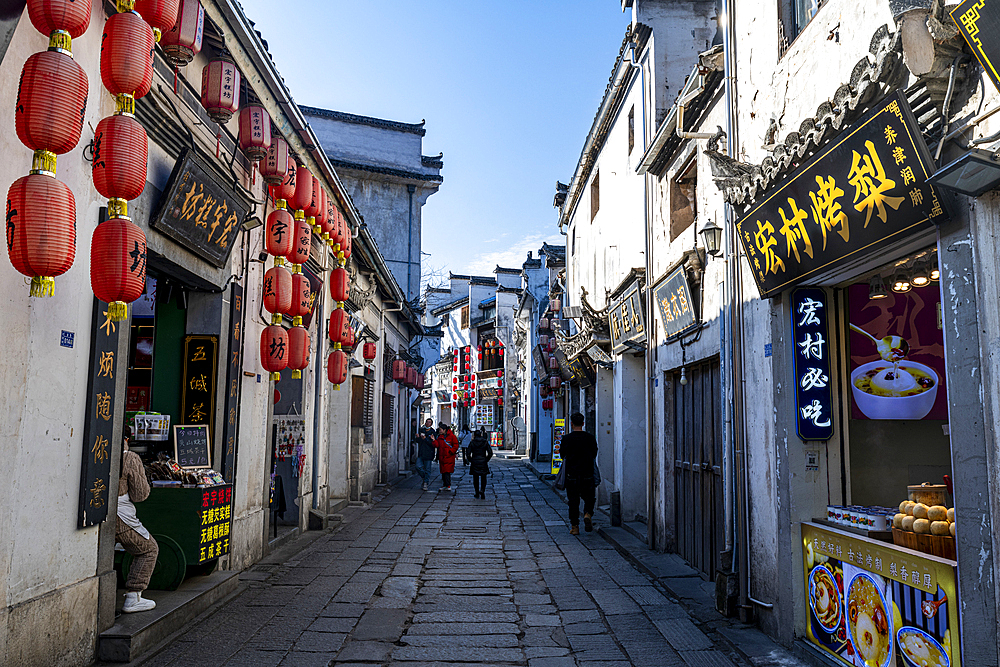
[808,565,841,632]
[897,626,949,667]
[851,360,938,420]
[846,572,892,667]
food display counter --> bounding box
[802,521,959,667]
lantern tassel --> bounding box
[291,370,302,379]
[108,301,128,322]
[29,276,55,298]
[334,384,341,391]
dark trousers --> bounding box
[566,478,595,526]
[441,471,452,487]
[473,473,487,495]
[461,447,470,465]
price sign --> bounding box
[199,485,233,562]
[174,424,211,469]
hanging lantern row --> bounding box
[8,0,92,298]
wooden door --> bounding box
[671,359,723,579]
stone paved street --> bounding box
[137,460,808,666]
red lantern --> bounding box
[549,377,559,389]
[134,0,180,41]
[342,325,356,353]
[16,50,88,155]
[91,217,147,320]
[329,205,345,250]
[260,325,288,380]
[548,339,557,353]
[287,215,311,266]
[264,207,293,258]
[392,360,406,382]
[363,341,377,361]
[340,226,353,263]
[160,0,203,67]
[548,355,558,370]
[238,105,271,162]
[100,12,154,100]
[263,265,292,317]
[287,326,310,379]
[328,308,350,346]
[539,334,549,347]
[269,154,296,204]
[305,174,321,219]
[330,266,349,303]
[417,373,425,390]
[200,56,240,124]
[290,163,312,213]
[7,173,75,297]
[260,135,288,186]
[550,298,562,313]
[27,0,92,39]
[328,349,348,386]
[289,272,311,321]
[92,113,148,202]
[314,186,329,237]
[405,365,417,387]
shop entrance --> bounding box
[669,358,723,579]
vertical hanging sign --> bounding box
[221,284,243,482]
[791,288,834,441]
[79,300,124,528]
[181,335,219,440]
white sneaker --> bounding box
[123,591,156,613]
[421,483,428,491]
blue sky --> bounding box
[238,1,631,282]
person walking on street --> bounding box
[415,418,436,491]
[468,427,493,499]
[560,412,598,535]
[434,423,460,492]
[116,427,159,612]
[460,426,471,466]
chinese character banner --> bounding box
[738,91,946,298]
[791,288,834,441]
[802,522,960,667]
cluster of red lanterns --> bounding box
[6,0,92,297]
[542,398,553,411]
[392,359,421,389]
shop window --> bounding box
[441,313,449,328]
[670,157,697,241]
[461,305,469,330]
[778,0,825,54]
[590,170,600,221]
[628,106,635,155]
[382,394,395,436]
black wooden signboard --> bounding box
[737,90,947,298]
[790,288,834,442]
[151,148,251,268]
[181,335,218,437]
[653,266,698,339]
[199,485,233,562]
[79,300,124,528]
[608,280,647,354]
[953,0,1000,94]
[174,425,211,468]
[220,285,243,483]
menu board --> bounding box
[802,522,960,667]
[174,425,211,469]
[199,485,233,562]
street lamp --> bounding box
[699,218,723,257]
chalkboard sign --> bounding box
[174,425,211,469]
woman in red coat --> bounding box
[434,423,460,492]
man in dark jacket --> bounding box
[468,427,493,499]
[415,418,436,491]
[560,412,598,535]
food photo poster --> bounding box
[848,284,948,420]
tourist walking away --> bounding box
[415,418,436,491]
[434,423,460,492]
[468,427,493,499]
[116,427,159,612]
[560,412,598,535]
[460,426,471,466]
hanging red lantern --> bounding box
[392,360,406,382]
[287,326,310,379]
[290,163,312,213]
[264,207,293,258]
[16,50,88,156]
[287,215,311,266]
[417,373,425,390]
[101,11,154,100]
[549,377,559,389]
[269,154,295,204]
[260,135,288,186]
[263,265,292,317]
[7,173,75,297]
[305,173,321,221]
[313,185,329,238]
[329,205,345,250]
[328,349,348,387]
[91,217,147,320]
[539,334,549,347]
[548,355,558,370]
[134,0,180,42]
[405,365,417,387]
[238,105,271,162]
[547,339,557,353]
[363,341,377,361]
[550,298,562,313]
[328,308,350,346]
[330,266,349,303]
[260,325,288,380]
[92,113,148,202]
[27,0,92,40]
[342,325,356,353]
[159,0,203,67]
[200,56,240,124]
[289,272,311,322]
[340,226,353,263]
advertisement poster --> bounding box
[551,418,564,475]
[802,522,959,667]
[847,284,947,420]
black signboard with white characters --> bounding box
[791,288,834,441]
[174,425,211,469]
[221,285,243,483]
